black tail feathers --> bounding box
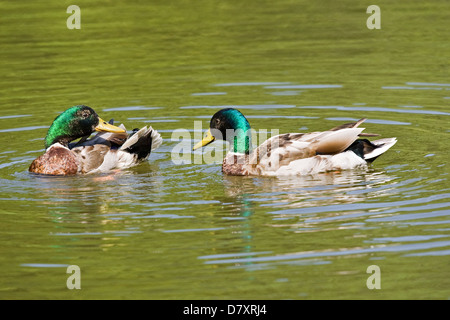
[123,129,154,161]
[346,138,397,163]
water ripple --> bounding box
[180,104,297,109]
[299,105,450,115]
[162,227,225,233]
[102,106,162,112]
[191,92,227,96]
[269,193,450,216]
[202,241,450,265]
[0,126,48,133]
[406,82,450,87]
[214,82,291,87]
[265,84,342,89]
[326,117,411,126]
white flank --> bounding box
[272,151,367,176]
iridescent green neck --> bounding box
[223,110,251,154]
[230,127,251,154]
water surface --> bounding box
[0,0,449,299]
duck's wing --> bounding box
[69,121,128,149]
[92,126,162,172]
[71,144,112,174]
[70,121,129,173]
[329,118,379,137]
[78,124,128,148]
[71,125,163,174]
[329,118,367,131]
[248,128,364,170]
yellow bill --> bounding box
[95,117,126,133]
[193,128,215,150]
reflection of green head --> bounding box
[209,108,252,154]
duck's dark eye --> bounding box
[81,111,90,119]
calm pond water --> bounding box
[0,1,449,300]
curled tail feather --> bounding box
[346,137,397,163]
[120,126,162,161]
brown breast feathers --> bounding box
[222,153,250,176]
[29,145,79,175]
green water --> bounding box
[0,0,449,300]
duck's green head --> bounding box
[44,105,126,149]
[193,108,252,154]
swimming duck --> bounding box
[29,105,162,175]
[193,108,397,176]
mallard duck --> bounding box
[29,105,162,175]
[193,108,397,176]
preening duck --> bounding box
[29,105,162,175]
[193,108,397,176]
